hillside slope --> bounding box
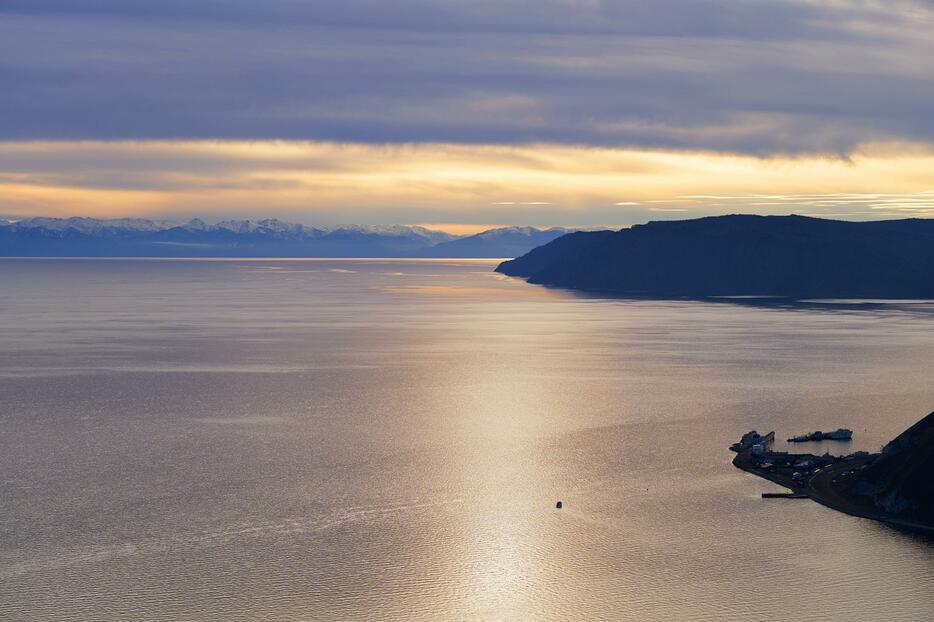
[497,215,934,298]
[854,411,934,521]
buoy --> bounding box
[555,501,563,509]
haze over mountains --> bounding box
[0,217,571,258]
[498,215,934,299]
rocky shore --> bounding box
[730,412,934,534]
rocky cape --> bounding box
[732,411,934,532]
[853,411,934,521]
[497,215,934,299]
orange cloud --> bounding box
[1,140,933,225]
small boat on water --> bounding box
[787,428,853,443]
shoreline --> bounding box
[807,461,934,536]
[733,448,934,536]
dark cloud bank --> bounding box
[1,0,933,153]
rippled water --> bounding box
[1,258,933,621]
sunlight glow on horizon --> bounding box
[2,140,934,227]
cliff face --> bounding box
[496,215,934,298]
[856,412,934,520]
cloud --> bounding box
[1,1,933,153]
[677,191,934,215]
[2,140,934,225]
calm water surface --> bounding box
[1,258,933,621]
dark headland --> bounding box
[731,412,934,534]
[496,215,934,298]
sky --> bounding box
[2,0,933,230]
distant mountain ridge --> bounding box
[422,226,572,258]
[496,214,934,299]
[0,217,571,258]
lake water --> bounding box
[1,258,933,621]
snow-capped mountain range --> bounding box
[0,217,573,258]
